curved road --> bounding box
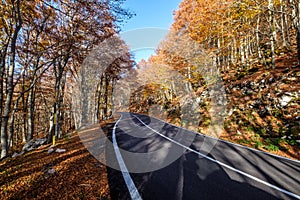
[106,112,300,200]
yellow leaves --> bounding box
[230,1,261,21]
[274,0,282,6]
[38,39,50,50]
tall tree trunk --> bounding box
[256,16,262,59]
[297,28,300,61]
[104,76,109,119]
[8,97,20,150]
[268,0,276,69]
[240,40,245,67]
[0,0,22,159]
[0,44,9,136]
[51,57,67,141]
[232,36,237,65]
[27,86,35,141]
[245,37,250,68]
[280,0,287,48]
[47,113,55,144]
[285,0,292,46]
[80,66,88,125]
[96,76,104,121]
[289,0,300,60]
[56,68,66,138]
[21,74,27,142]
[111,78,116,117]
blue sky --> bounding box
[119,0,182,63]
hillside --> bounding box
[0,125,112,200]
[1,56,299,198]
[128,0,300,160]
[130,51,300,160]
[0,80,299,199]
[219,52,300,159]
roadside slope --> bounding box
[0,125,111,200]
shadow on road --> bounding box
[130,113,151,126]
[103,117,281,200]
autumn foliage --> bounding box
[0,0,133,159]
[131,0,300,157]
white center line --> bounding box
[132,114,300,200]
[148,114,300,164]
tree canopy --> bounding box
[0,0,134,159]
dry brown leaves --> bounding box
[0,125,112,200]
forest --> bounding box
[0,0,134,160]
[129,0,300,157]
[0,0,300,165]
[0,0,300,199]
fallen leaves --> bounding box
[0,129,111,200]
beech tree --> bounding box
[0,0,23,159]
[168,0,299,71]
[77,35,133,127]
[141,0,298,136]
[289,0,300,60]
[0,0,133,159]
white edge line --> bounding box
[132,114,300,200]
[133,112,300,164]
[112,114,142,200]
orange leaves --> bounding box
[0,133,112,199]
[0,0,134,159]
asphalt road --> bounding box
[106,112,300,200]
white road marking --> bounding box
[112,115,142,200]
[132,114,300,200]
[146,113,300,164]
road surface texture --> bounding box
[105,112,300,200]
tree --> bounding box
[78,35,133,127]
[289,0,300,61]
[0,0,133,158]
[1,0,23,159]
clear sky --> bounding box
[119,0,182,63]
